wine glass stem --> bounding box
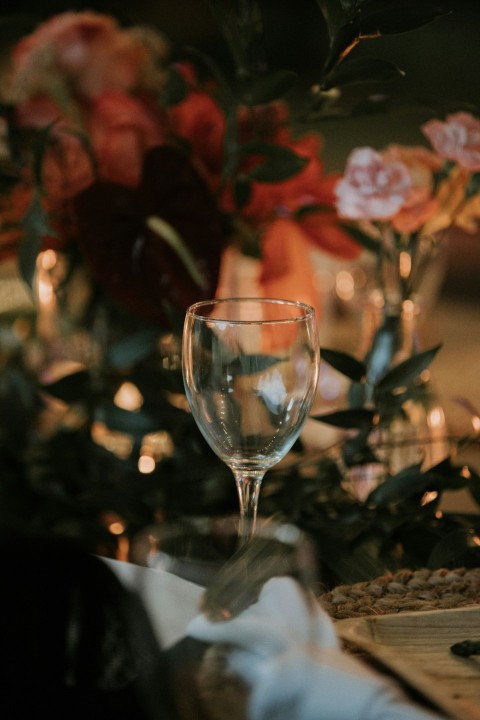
[234,471,264,544]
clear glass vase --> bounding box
[343,237,450,500]
[370,296,448,473]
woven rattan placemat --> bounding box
[319,566,480,620]
[192,568,480,720]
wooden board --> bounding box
[337,606,480,720]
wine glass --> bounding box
[182,298,320,543]
[131,515,321,620]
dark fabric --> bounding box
[0,534,177,720]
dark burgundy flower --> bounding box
[73,144,227,326]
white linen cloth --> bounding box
[187,577,442,720]
[102,557,204,649]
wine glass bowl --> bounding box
[182,298,320,541]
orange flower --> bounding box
[297,210,362,260]
[423,165,471,235]
[259,218,319,311]
[239,133,361,262]
[385,145,443,233]
[167,67,226,190]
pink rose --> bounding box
[422,112,480,171]
[335,147,412,220]
[11,11,167,101]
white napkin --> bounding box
[187,577,442,720]
[103,557,204,649]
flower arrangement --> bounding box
[0,9,363,327]
[0,2,380,554]
[334,112,480,311]
[306,113,480,492]
[1,1,479,580]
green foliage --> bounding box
[239,141,308,182]
[260,453,480,587]
[207,0,449,124]
[19,192,54,288]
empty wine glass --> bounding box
[182,298,320,543]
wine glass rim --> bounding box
[186,297,316,323]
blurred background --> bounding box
[1,0,479,509]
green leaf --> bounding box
[204,0,264,78]
[241,141,307,183]
[106,328,159,370]
[315,0,348,40]
[31,123,56,187]
[323,25,359,77]
[162,66,188,106]
[376,344,442,393]
[467,471,480,508]
[19,192,55,288]
[147,215,208,290]
[428,528,480,569]
[359,1,450,37]
[41,370,91,404]
[338,222,382,254]
[183,45,235,110]
[323,56,405,90]
[366,317,400,385]
[465,172,480,199]
[367,464,426,507]
[314,407,375,429]
[95,403,156,436]
[234,176,252,209]
[341,429,378,467]
[320,348,366,382]
[241,70,298,105]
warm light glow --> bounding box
[421,491,438,506]
[428,407,445,429]
[399,251,411,278]
[138,454,156,474]
[91,421,133,459]
[37,276,54,305]
[472,416,480,434]
[40,249,57,271]
[370,288,385,309]
[403,299,415,316]
[109,521,126,535]
[114,381,144,411]
[335,270,355,301]
[141,431,174,461]
[473,536,480,547]
[159,333,182,369]
[420,369,430,383]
